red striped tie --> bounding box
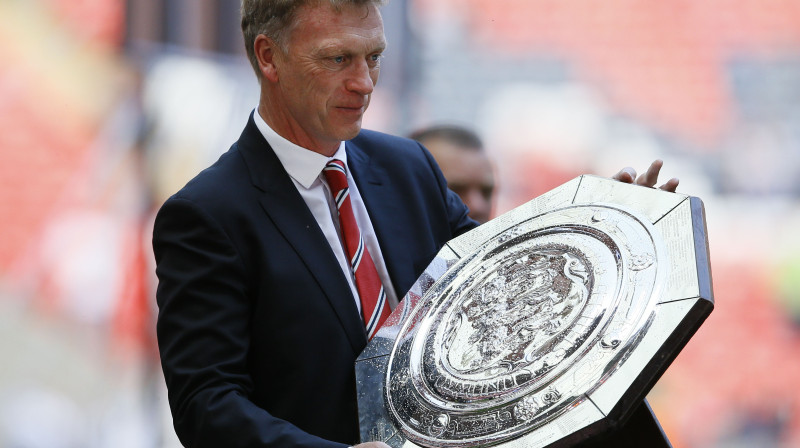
[323,159,390,340]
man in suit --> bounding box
[153,1,678,447]
[154,1,473,446]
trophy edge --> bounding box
[690,196,714,305]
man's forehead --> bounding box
[294,2,383,31]
[313,35,387,53]
[291,2,386,48]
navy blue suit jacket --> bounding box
[153,115,477,447]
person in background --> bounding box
[410,125,495,224]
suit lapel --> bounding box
[346,141,418,301]
[237,116,367,352]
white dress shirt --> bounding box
[253,110,399,315]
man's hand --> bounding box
[352,443,391,448]
[611,159,679,192]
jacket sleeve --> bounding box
[153,196,348,448]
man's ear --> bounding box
[254,35,281,83]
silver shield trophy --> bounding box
[356,175,714,447]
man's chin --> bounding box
[336,121,364,141]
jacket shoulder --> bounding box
[161,144,251,211]
[352,129,422,153]
[350,129,433,170]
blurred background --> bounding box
[1,0,799,446]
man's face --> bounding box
[427,140,495,224]
[266,2,385,154]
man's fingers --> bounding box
[612,160,677,192]
[635,159,663,187]
[612,167,637,184]
[659,178,680,192]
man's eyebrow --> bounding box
[373,39,388,53]
[311,35,386,56]
[313,41,345,55]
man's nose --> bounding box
[345,59,376,95]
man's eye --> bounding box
[368,53,382,66]
[333,56,345,64]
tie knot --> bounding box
[324,159,349,193]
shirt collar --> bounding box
[253,109,347,189]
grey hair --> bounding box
[241,0,386,79]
